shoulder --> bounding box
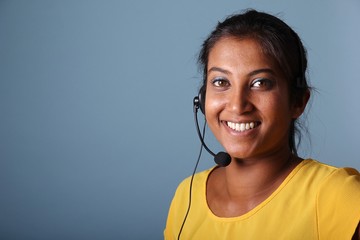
[300,159,337,175]
[167,167,215,210]
[164,167,215,239]
[173,167,215,198]
[301,159,360,199]
[316,163,360,214]
[296,159,359,184]
[313,160,360,193]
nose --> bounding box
[227,88,253,114]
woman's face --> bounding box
[205,37,303,160]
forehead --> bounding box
[208,37,277,71]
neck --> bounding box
[208,148,302,216]
[207,146,303,217]
[225,149,298,196]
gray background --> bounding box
[1,0,359,239]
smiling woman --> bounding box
[164,9,360,240]
[205,37,302,161]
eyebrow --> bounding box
[207,67,275,77]
[249,68,275,77]
[207,67,231,75]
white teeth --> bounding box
[227,121,257,132]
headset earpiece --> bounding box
[198,85,206,114]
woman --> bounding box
[165,10,360,239]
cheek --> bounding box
[204,94,226,143]
[204,93,225,119]
[262,94,293,123]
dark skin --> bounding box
[204,37,360,238]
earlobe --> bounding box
[292,89,310,119]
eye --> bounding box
[251,78,273,90]
[212,78,230,88]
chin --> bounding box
[225,149,252,160]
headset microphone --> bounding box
[193,96,231,167]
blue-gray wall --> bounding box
[1,1,359,239]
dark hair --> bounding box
[198,9,310,156]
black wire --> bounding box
[177,120,207,240]
[194,105,215,157]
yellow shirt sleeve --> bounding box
[317,167,360,240]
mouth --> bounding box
[225,121,261,132]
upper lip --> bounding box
[222,119,260,124]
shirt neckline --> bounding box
[203,159,313,222]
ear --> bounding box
[292,89,310,119]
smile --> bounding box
[226,121,260,132]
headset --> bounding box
[193,87,232,167]
[176,91,231,240]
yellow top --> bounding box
[164,160,360,240]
